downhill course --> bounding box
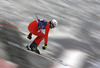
[0,0,100,68]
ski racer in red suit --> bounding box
[26,19,58,54]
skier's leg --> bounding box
[27,26,44,54]
[29,34,43,54]
[34,36,43,45]
[30,41,41,54]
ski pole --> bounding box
[18,31,28,37]
[35,13,43,38]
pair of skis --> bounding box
[25,45,68,66]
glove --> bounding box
[42,44,47,50]
[27,33,32,40]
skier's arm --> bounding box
[42,25,50,50]
[44,25,50,44]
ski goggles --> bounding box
[50,21,54,27]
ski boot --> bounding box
[26,41,40,55]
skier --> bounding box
[26,19,58,54]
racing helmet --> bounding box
[51,19,58,27]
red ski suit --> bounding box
[28,20,50,46]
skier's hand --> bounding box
[27,33,32,40]
[42,44,47,50]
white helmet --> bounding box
[51,19,58,27]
